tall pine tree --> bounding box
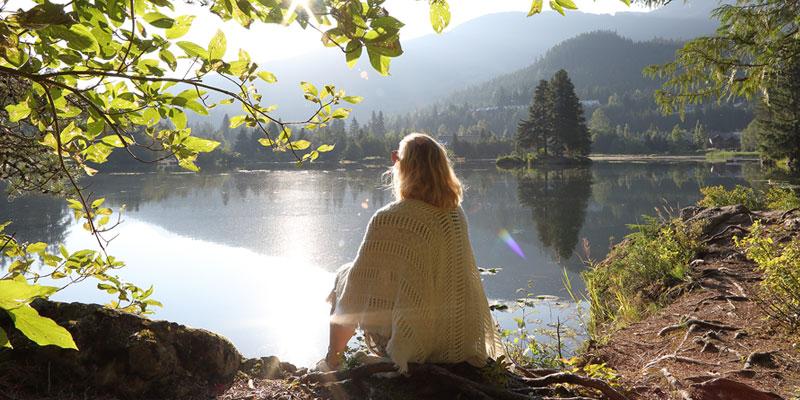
[756,52,800,172]
[517,80,554,155]
[550,70,591,156]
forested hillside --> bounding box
[391,31,752,153]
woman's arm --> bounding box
[326,322,355,368]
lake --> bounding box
[0,161,763,366]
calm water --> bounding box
[0,162,762,365]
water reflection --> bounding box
[517,167,593,262]
[1,162,766,364]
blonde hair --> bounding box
[390,133,463,209]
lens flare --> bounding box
[498,228,525,259]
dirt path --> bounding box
[589,207,800,400]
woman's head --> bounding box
[390,133,463,209]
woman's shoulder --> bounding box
[373,199,464,220]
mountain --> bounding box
[386,30,751,146]
[200,3,720,124]
[444,30,682,107]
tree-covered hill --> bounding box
[394,31,752,152]
[445,31,683,107]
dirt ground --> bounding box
[588,208,800,400]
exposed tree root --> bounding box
[521,372,629,400]
[301,362,629,400]
[658,318,740,337]
[780,208,799,220]
[705,224,750,243]
[643,354,721,370]
[660,368,692,400]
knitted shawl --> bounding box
[331,199,498,371]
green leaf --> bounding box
[176,41,208,59]
[345,40,362,69]
[54,24,100,53]
[528,0,544,16]
[229,115,247,129]
[83,143,114,163]
[0,277,57,310]
[178,158,199,172]
[317,144,335,152]
[300,82,318,96]
[166,15,194,39]
[331,108,350,119]
[26,242,47,254]
[258,138,276,147]
[100,135,130,148]
[5,101,31,123]
[183,136,219,153]
[549,0,565,15]
[257,71,277,83]
[59,122,83,144]
[367,47,390,76]
[288,140,311,150]
[371,16,405,31]
[429,0,450,34]
[169,108,187,129]
[555,0,577,10]
[159,49,177,71]
[8,305,78,350]
[208,29,226,61]
[143,12,174,29]
[342,96,363,104]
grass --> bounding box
[581,215,702,336]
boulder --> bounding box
[688,378,783,400]
[0,300,242,399]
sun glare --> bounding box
[285,0,313,23]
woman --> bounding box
[324,133,498,372]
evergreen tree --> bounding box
[550,70,591,156]
[372,111,386,137]
[692,121,708,150]
[349,118,362,137]
[756,53,800,172]
[517,80,554,155]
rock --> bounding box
[734,331,748,340]
[680,206,702,221]
[744,351,778,369]
[0,300,241,399]
[688,378,783,400]
[784,217,800,230]
[686,205,752,238]
[241,355,293,379]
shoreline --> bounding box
[100,154,760,176]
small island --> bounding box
[497,70,592,169]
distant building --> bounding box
[580,99,601,108]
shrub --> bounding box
[698,185,761,209]
[495,154,526,169]
[582,216,702,335]
[764,187,800,210]
[698,184,800,211]
[735,221,800,332]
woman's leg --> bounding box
[326,264,355,368]
[326,322,355,368]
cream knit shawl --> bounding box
[332,199,498,371]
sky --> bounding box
[176,0,652,64]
